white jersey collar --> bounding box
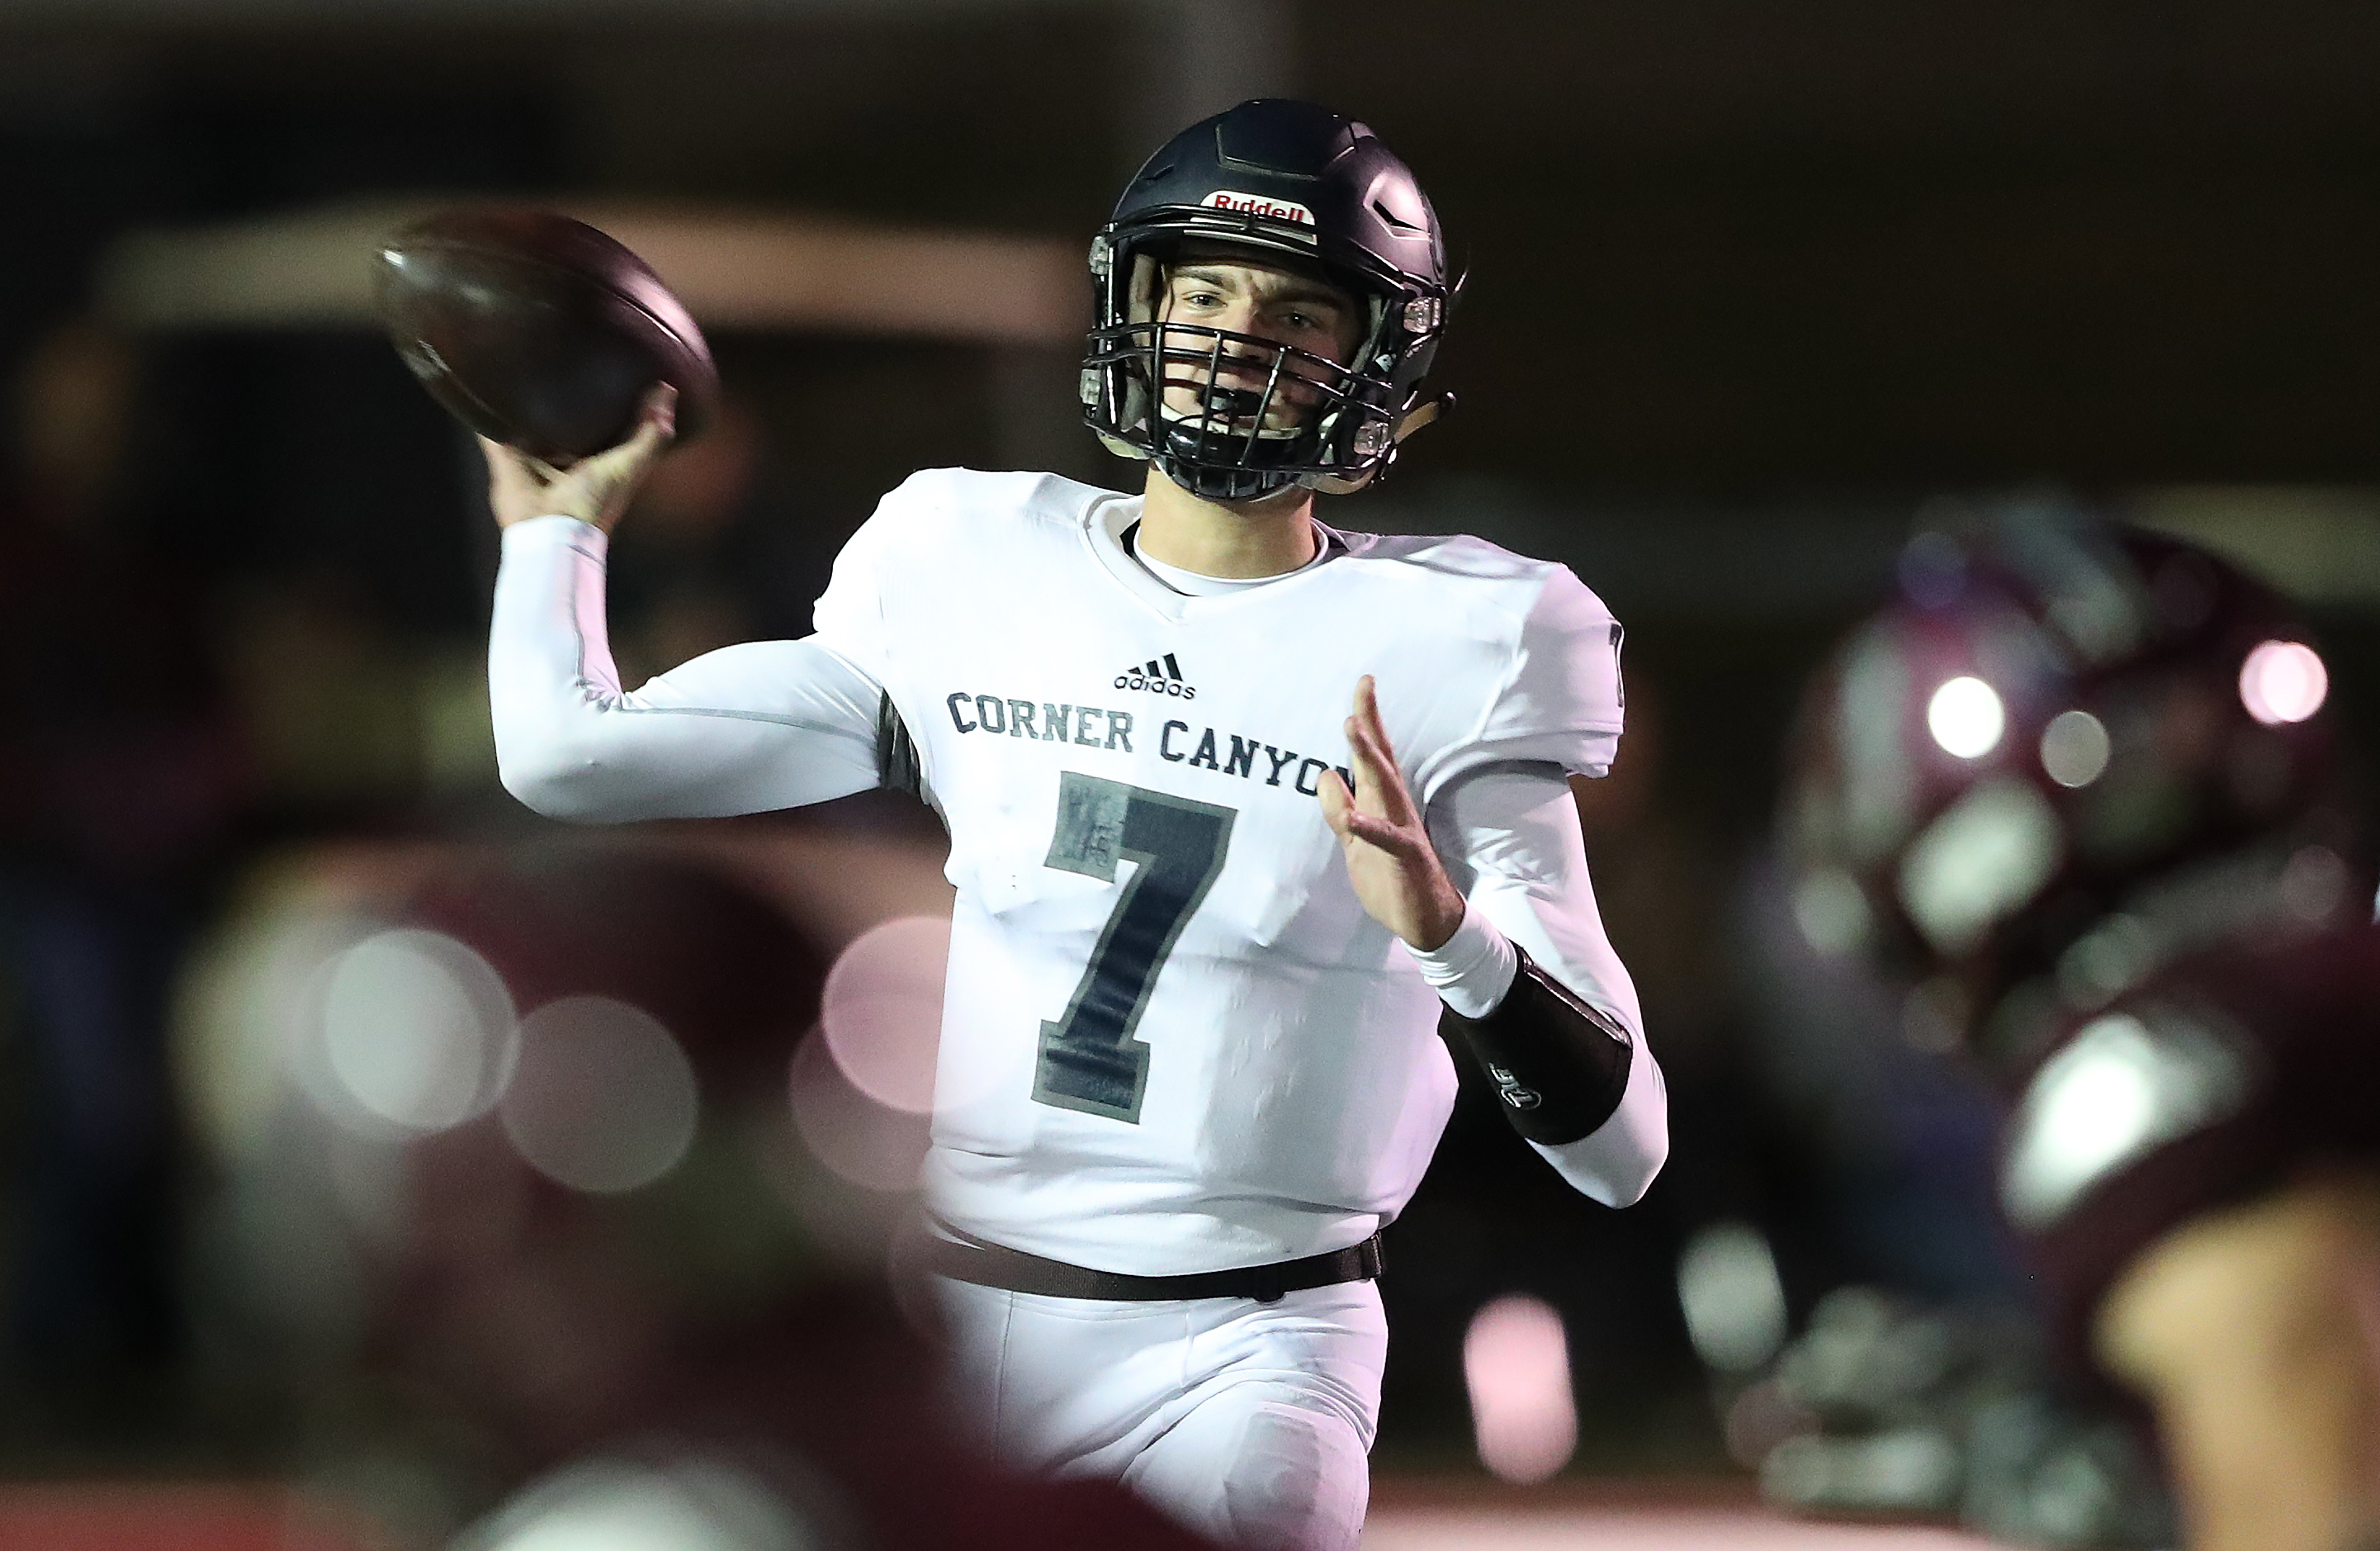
[1085,494,1354,621]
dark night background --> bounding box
[0,0,2374,1541]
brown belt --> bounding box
[928,1226,1385,1304]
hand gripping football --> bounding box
[374,208,718,464]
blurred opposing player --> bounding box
[480,99,1668,1549]
[1784,511,2380,1551]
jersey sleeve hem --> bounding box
[1412,562,1627,807]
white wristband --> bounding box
[1404,906,1520,1020]
[500,513,608,550]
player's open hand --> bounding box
[1319,676,1468,953]
[481,383,676,532]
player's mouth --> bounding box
[1158,354,1330,438]
[1159,380,1307,439]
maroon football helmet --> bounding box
[1783,510,2368,1077]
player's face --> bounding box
[1155,256,1364,437]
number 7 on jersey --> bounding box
[1035,772,1236,1124]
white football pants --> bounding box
[933,1276,1387,1551]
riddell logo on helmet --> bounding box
[1202,190,1316,226]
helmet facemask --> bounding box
[1083,220,1438,502]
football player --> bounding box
[480,99,1668,1550]
[1783,512,2380,1551]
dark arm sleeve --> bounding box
[1442,945,1635,1147]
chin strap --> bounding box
[1302,392,1454,496]
[1440,944,1634,1147]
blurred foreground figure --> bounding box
[1781,512,2380,1550]
[182,841,1208,1550]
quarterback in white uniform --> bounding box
[483,101,1667,1551]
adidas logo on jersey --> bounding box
[1115,654,1197,701]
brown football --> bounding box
[374,208,718,464]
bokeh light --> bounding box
[1895,779,2061,954]
[1789,869,1870,957]
[2001,1016,2167,1235]
[319,928,517,1132]
[787,1030,929,1195]
[1463,1294,1578,1485]
[500,997,699,1194]
[1925,676,2005,759]
[2000,1011,2246,1231]
[1676,1221,1788,1374]
[820,915,953,1115]
[453,1456,814,1551]
[2238,639,2328,725]
[2280,844,2349,923]
[178,897,383,1163]
[2037,709,2111,788]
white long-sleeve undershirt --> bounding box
[1421,765,1668,1206]
[488,512,1666,1208]
[490,517,882,818]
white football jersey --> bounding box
[807,469,1627,1273]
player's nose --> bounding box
[1216,312,1289,369]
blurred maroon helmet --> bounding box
[1783,510,2368,1074]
